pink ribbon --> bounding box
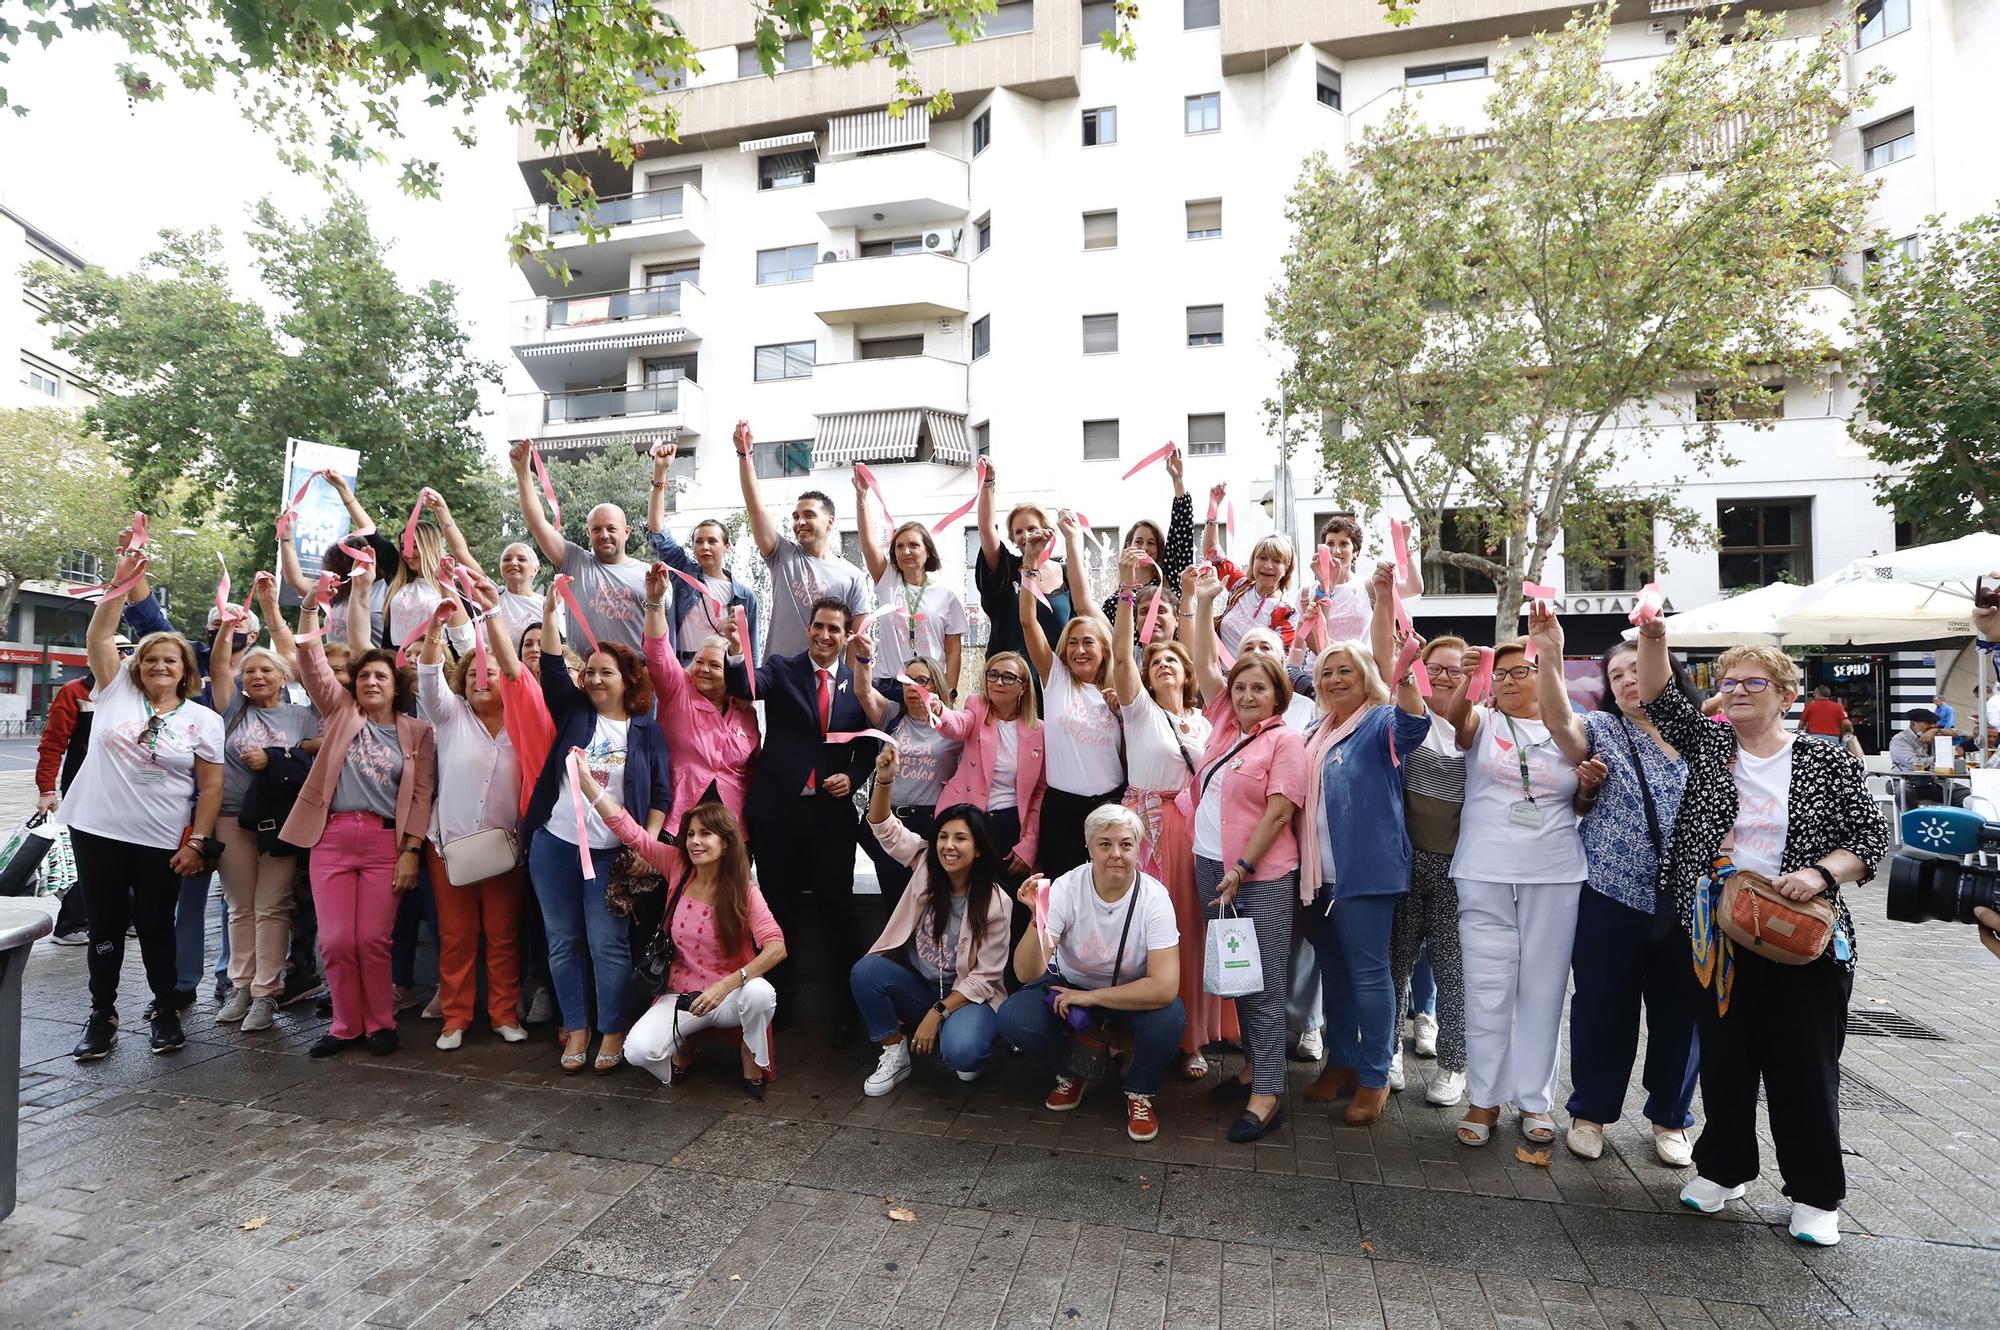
[852,462,894,527]
[400,492,429,562]
[528,443,562,527]
[335,533,377,569]
[825,728,898,745]
[1393,636,1424,685]
[214,555,251,630]
[1523,638,1538,665]
[1206,493,1236,543]
[551,574,599,655]
[1521,580,1558,602]
[451,566,492,691]
[128,512,149,552]
[667,566,725,617]
[293,570,342,643]
[1465,647,1495,702]
[68,555,150,601]
[1413,659,1433,699]
[1315,547,1335,593]
[931,458,990,535]
[1628,582,1665,627]
[1389,518,1413,584]
[1119,441,1179,481]
[1139,587,1166,644]
[1031,877,1052,951]
[567,749,596,880]
[733,606,755,697]
[1391,586,1414,638]
[1022,572,1051,611]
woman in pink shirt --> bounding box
[639,563,760,828]
[573,766,786,1098]
[1186,566,1311,1144]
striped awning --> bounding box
[518,328,688,357]
[739,130,817,152]
[813,409,970,466]
[533,427,684,457]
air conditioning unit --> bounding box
[822,250,840,264]
[921,227,961,254]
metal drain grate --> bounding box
[1836,1069,1915,1114]
[1846,1007,1947,1041]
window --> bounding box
[971,315,991,360]
[1857,0,1910,49]
[59,550,101,584]
[1862,110,1915,171]
[1422,509,1504,595]
[1316,64,1342,109]
[25,368,58,397]
[1718,499,1812,590]
[1185,198,1222,240]
[1082,209,1118,250]
[1563,506,1654,594]
[753,341,815,381]
[738,37,811,77]
[1184,0,1220,29]
[975,213,992,254]
[1184,92,1220,134]
[1695,382,1785,422]
[1406,59,1487,85]
[1082,314,1119,355]
[1186,304,1223,347]
[643,353,696,386]
[860,336,925,360]
[1083,419,1120,461]
[758,148,817,190]
[972,421,991,457]
[1861,236,1919,287]
[1186,413,1225,457]
[1082,1,1116,45]
[754,439,814,479]
[972,109,991,156]
[655,451,698,512]
[1082,106,1117,146]
[859,237,923,257]
[755,244,817,286]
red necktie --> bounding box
[808,667,831,792]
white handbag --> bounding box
[1203,903,1262,998]
[438,826,520,886]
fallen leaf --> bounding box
[887,1206,916,1222]
[728,1274,742,1282]
[240,1216,268,1231]
[1359,1239,1373,1255]
[1515,1146,1551,1168]
[670,1155,685,1165]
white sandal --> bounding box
[1456,1107,1499,1147]
[1521,1112,1557,1145]
[1181,1052,1210,1080]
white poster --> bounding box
[279,437,362,597]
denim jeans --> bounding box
[1409,942,1437,1018]
[527,827,632,1034]
[995,974,1185,1097]
[1308,892,1401,1089]
[173,871,214,994]
[849,952,999,1074]
[391,866,439,989]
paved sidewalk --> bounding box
[2,768,1998,1329]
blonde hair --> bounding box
[900,654,954,710]
[1245,533,1297,591]
[1314,640,1391,709]
[1716,644,1801,695]
[1005,503,1051,539]
[982,651,1039,725]
[388,521,446,600]
[1053,612,1114,686]
[124,631,203,701]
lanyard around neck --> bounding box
[1500,712,1536,802]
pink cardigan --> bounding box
[643,632,760,830]
[1189,697,1309,878]
[864,813,1014,1009]
[935,695,1047,866]
[283,639,436,849]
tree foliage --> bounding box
[1267,6,1874,638]
[1852,211,2000,538]
[0,409,130,631]
[27,194,502,562]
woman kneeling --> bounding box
[854,745,1013,1095]
[996,803,1186,1143]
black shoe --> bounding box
[148,1011,186,1055]
[365,1029,400,1056]
[314,999,334,1018]
[741,1074,767,1102]
[277,970,326,1007]
[212,975,231,1004]
[1226,1105,1285,1144]
[141,988,198,1023]
[72,1011,117,1061]
[1208,1074,1253,1106]
[308,1034,360,1058]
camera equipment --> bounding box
[1888,806,2000,925]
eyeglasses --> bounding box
[1494,666,1539,682]
[1717,677,1772,693]
[906,677,934,690]
[1425,664,1466,680]
[985,670,1024,687]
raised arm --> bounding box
[646,443,675,536]
[1527,603,1588,762]
[250,573,297,679]
[1186,564,1226,704]
[1017,526,1057,682]
[86,547,143,690]
[853,469,888,583]
[732,421,780,560]
[1111,547,1145,706]
[1058,509,1093,613]
[1446,649,1487,751]
[851,635,890,729]
[976,456,1003,567]
[423,488,485,578]
[323,470,375,538]
[1162,450,1194,589]
[276,510,315,598]
[1202,483,1225,557]
[509,439,567,566]
[1368,560,1396,682]
[866,743,898,825]
[209,615,240,713]
[346,561,376,648]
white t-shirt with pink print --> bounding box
[1451,708,1587,884]
[1727,738,1794,877]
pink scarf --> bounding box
[1296,701,1378,905]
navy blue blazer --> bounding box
[727,650,879,816]
[645,527,759,661]
[525,647,674,836]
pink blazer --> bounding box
[935,695,1047,866]
[283,640,436,848]
[864,813,1014,1009]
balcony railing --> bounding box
[549,185,685,236]
[545,381,682,424]
[547,284,683,329]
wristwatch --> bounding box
[932,999,949,1015]
[1810,863,1838,893]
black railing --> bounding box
[545,382,680,424]
[549,186,686,236]
[548,284,685,328]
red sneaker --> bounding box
[1125,1094,1160,1142]
[1044,1075,1085,1111]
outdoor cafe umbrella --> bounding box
[1619,579,1806,648]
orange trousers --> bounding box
[423,846,524,1032]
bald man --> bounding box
[511,441,654,653]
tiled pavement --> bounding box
[2,772,1999,1328]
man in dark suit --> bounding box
[729,596,885,1041]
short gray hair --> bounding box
[236,645,294,683]
[1083,802,1144,847]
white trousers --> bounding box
[623,978,777,1086]
[1455,879,1582,1115]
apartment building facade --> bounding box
[504,0,1998,746]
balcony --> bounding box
[812,356,971,467]
[814,147,969,229]
[1791,284,1856,351]
[511,283,706,392]
[812,251,969,325]
[518,185,708,296]
[508,377,708,457]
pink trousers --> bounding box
[312,812,401,1039]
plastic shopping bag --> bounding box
[0,814,56,897]
[1203,906,1262,998]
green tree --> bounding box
[1267,6,1875,640]
[0,409,131,632]
[28,194,502,562]
[496,447,657,563]
[1852,211,2000,538]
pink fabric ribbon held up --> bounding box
[1465,646,1496,702]
[1519,581,1559,663]
[852,462,894,530]
[551,574,599,656]
[1628,581,1666,627]
[292,570,343,644]
[528,444,562,527]
[733,605,755,698]
[1119,441,1179,482]
[567,749,596,880]
[931,457,990,535]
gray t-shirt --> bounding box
[560,541,651,654]
[907,891,969,983]
[220,697,321,815]
[331,721,403,819]
[762,534,870,661]
[883,712,965,809]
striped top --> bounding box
[1402,709,1465,856]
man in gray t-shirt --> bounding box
[734,424,870,660]
[511,440,653,654]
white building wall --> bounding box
[0,202,94,412]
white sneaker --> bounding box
[1566,1119,1605,1160]
[435,1028,464,1052]
[241,997,277,1032]
[1290,1027,1324,1062]
[421,993,444,1020]
[956,1067,984,1083]
[1425,1069,1466,1106]
[1679,1176,1746,1214]
[495,1024,529,1044]
[1412,1012,1439,1059]
[216,987,252,1023]
[863,1041,913,1097]
[1653,1126,1694,1168]
[1788,1202,1841,1246]
[1386,1050,1406,1091]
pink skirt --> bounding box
[1125,787,1238,1055]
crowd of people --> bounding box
[45,421,1995,1253]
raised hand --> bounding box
[874,743,899,780]
[509,440,533,474]
[1164,443,1183,487]
[732,419,753,457]
[1527,601,1564,657]
[645,561,669,602]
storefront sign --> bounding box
[1548,593,1675,616]
[0,648,87,666]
